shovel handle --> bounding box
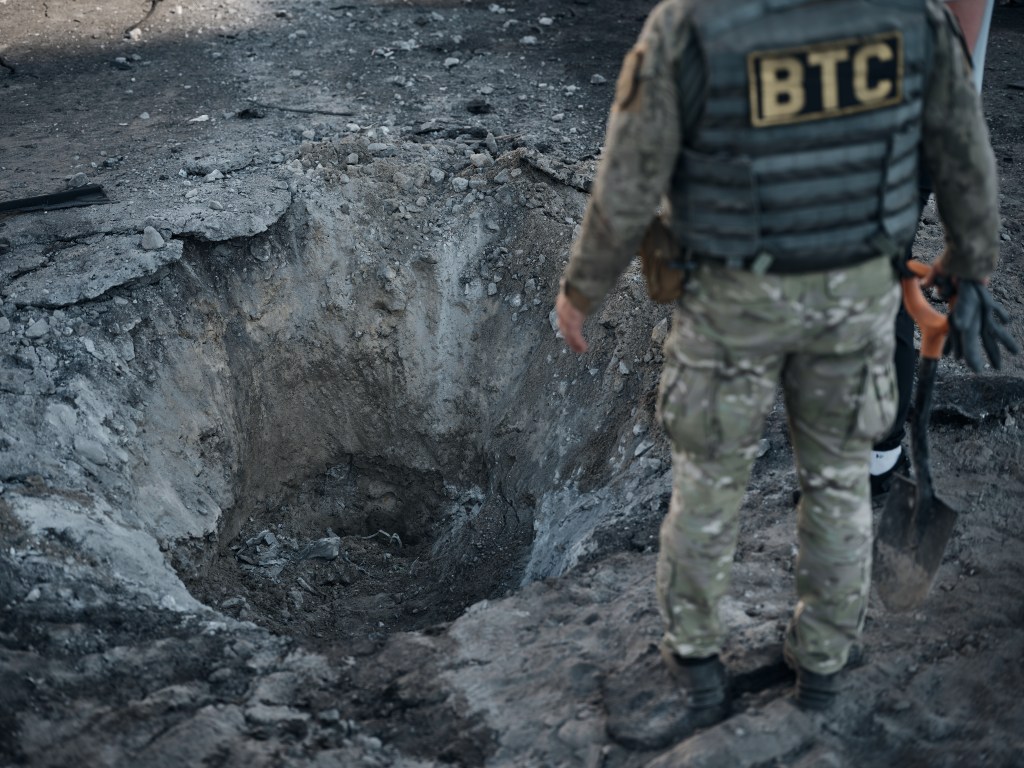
[901,260,950,361]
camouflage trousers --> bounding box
[656,255,901,675]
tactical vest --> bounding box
[672,0,933,272]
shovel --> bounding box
[873,260,958,612]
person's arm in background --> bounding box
[924,0,999,282]
[923,0,1019,368]
[556,3,692,352]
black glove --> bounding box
[941,279,1020,372]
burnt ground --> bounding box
[1,1,1023,767]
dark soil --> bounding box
[2,2,1023,767]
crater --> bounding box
[134,141,667,649]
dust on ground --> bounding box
[1,2,1023,767]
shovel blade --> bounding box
[873,474,959,612]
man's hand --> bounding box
[556,291,588,353]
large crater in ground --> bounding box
[114,139,672,648]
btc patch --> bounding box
[747,31,904,127]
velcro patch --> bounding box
[747,31,904,127]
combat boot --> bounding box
[603,644,731,751]
[660,647,731,712]
[795,667,842,711]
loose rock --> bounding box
[74,436,108,466]
[300,537,341,561]
[141,226,166,250]
[25,318,49,339]
[651,317,669,345]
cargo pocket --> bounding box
[657,358,719,457]
[851,358,898,443]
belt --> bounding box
[690,239,902,276]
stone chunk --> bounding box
[300,536,341,561]
[244,704,310,728]
[74,436,108,466]
[25,318,49,339]
[141,226,165,250]
[651,317,669,345]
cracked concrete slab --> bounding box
[5,235,184,308]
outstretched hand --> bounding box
[556,292,588,354]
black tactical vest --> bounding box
[672,0,933,272]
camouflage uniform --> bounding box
[561,0,998,675]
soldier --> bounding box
[555,0,1017,744]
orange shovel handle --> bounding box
[901,260,950,361]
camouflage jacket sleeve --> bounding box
[561,2,695,313]
[923,0,1000,282]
